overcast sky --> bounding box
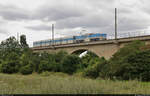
[0,0,150,46]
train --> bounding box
[33,33,107,47]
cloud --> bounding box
[0,0,150,47]
[33,1,90,21]
[0,29,9,35]
[0,4,31,21]
[56,10,113,29]
[26,24,51,31]
[22,0,150,35]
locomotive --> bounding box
[33,33,107,47]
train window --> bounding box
[76,40,84,43]
[90,38,100,41]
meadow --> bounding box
[0,72,150,94]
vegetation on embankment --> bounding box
[0,73,150,94]
[1,35,150,83]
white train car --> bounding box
[33,33,107,47]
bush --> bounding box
[122,50,150,81]
[83,57,107,78]
[55,50,68,63]
[61,55,81,74]
[105,40,150,81]
[38,55,62,73]
[20,65,33,75]
[83,65,99,78]
[38,60,52,73]
[0,60,20,74]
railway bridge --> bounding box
[32,35,150,59]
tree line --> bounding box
[0,35,150,81]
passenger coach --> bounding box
[33,33,107,47]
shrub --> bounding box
[122,50,150,81]
[83,64,99,78]
[61,55,81,74]
[83,57,107,78]
[38,60,52,73]
[0,60,20,74]
[20,65,33,75]
[55,50,68,63]
[106,40,150,81]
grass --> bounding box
[0,72,149,94]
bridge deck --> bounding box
[32,35,150,50]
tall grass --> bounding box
[0,73,149,94]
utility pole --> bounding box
[52,24,54,45]
[115,8,117,39]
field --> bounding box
[0,72,150,94]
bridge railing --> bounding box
[107,30,150,40]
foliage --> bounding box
[0,52,21,74]
[20,64,33,75]
[20,35,28,48]
[38,52,58,73]
[0,37,21,60]
[83,57,107,78]
[1,35,150,82]
[105,40,149,81]
[61,55,81,74]
[120,50,150,81]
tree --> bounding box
[83,57,107,78]
[0,36,21,63]
[105,40,149,81]
[37,52,59,73]
[121,50,150,81]
[61,55,81,74]
[0,52,21,73]
[0,36,21,54]
[19,48,34,74]
[20,35,28,48]
[0,36,24,74]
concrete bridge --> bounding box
[32,35,150,59]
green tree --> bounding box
[20,35,28,48]
[0,36,21,56]
[0,37,21,73]
[19,48,34,74]
[83,57,107,78]
[38,52,58,73]
[105,40,147,80]
[121,50,150,81]
[0,52,20,73]
[61,55,81,74]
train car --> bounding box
[60,36,74,44]
[33,42,38,47]
[33,39,51,47]
[74,35,86,43]
[88,33,107,42]
[54,39,60,45]
[45,40,51,46]
[33,33,107,47]
[67,38,74,44]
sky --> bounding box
[0,0,150,46]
